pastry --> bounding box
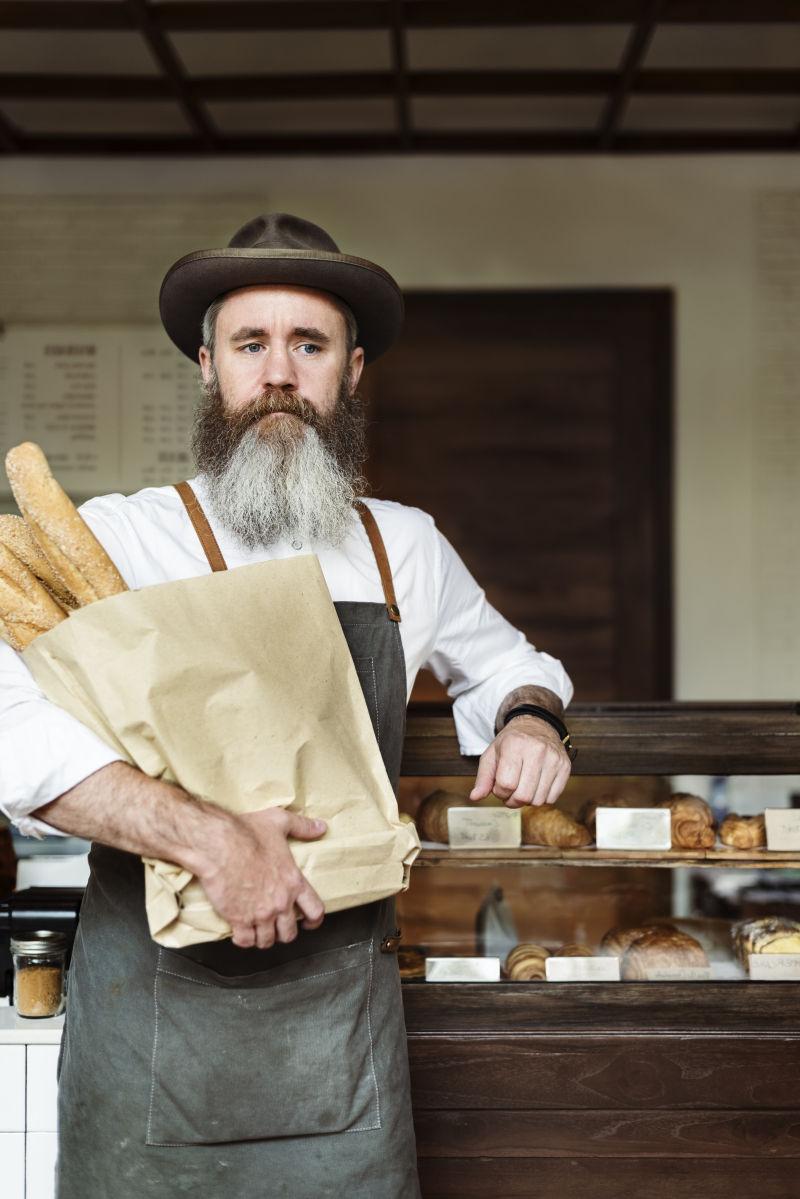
[554,943,593,957]
[600,923,678,958]
[5,442,127,606]
[620,926,708,980]
[415,791,467,843]
[0,514,79,611]
[732,917,800,967]
[505,942,549,981]
[397,946,426,980]
[521,805,591,848]
[719,813,766,850]
[657,793,716,849]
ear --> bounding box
[198,345,213,383]
[347,346,365,395]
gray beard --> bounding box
[201,420,359,549]
[191,373,367,549]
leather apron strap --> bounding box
[173,483,401,622]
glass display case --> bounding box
[398,702,800,1199]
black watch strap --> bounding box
[502,704,578,762]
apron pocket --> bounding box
[146,937,381,1146]
[353,655,379,739]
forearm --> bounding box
[494,684,565,734]
[34,760,231,875]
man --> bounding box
[0,214,573,1198]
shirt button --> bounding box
[291,539,303,551]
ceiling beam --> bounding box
[5,69,799,103]
[0,106,21,153]
[2,0,800,31]
[598,0,665,150]
[125,0,217,151]
[12,129,798,157]
[389,0,413,149]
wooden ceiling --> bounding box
[1,1,799,155]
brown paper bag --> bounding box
[23,555,420,947]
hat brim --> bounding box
[159,248,403,365]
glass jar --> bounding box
[11,930,68,1018]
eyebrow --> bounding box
[228,325,332,345]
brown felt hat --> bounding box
[159,212,404,364]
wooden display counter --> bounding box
[400,703,800,1199]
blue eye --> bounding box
[243,343,262,353]
[299,344,320,355]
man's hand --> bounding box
[196,808,327,950]
[469,715,571,809]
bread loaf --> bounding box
[719,813,766,850]
[620,926,708,981]
[415,790,502,843]
[521,805,591,848]
[657,793,716,849]
[554,943,593,958]
[600,923,678,958]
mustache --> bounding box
[228,389,321,436]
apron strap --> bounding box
[173,484,401,623]
[173,481,228,572]
[354,500,401,623]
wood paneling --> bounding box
[365,291,672,702]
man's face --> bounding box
[198,284,364,425]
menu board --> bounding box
[0,324,198,497]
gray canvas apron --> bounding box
[55,488,420,1199]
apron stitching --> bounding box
[364,940,382,1130]
[146,948,163,1145]
[368,657,380,742]
[156,957,367,991]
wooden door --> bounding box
[363,290,673,702]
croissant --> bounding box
[620,927,708,981]
[732,917,800,967]
[521,805,591,848]
[554,943,593,958]
[719,813,766,850]
[505,943,549,981]
[657,793,716,849]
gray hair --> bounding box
[201,292,359,359]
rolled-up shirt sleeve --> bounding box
[423,526,573,756]
[0,641,122,838]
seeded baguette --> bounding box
[5,442,127,605]
[0,513,79,610]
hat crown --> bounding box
[228,212,341,255]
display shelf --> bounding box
[402,701,800,776]
[414,845,800,869]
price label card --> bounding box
[749,954,800,980]
[447,807,522,849]
[425,957,501,983]
[646,967,712,982]
[765,809,800,851]
[545,957,621,983]
[595,808,672,851]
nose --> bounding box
[258,342,298,390]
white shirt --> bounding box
[0,477,572,837]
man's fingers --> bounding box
[491,750,525,801]
[543,759,572,807]
[295,883,325,929]
[275,911,298,944]
[470,745,498,800]
[505,757,544,808]
[285,813,327,841]
[232,923,257,949]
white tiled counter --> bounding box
[0,1010,63,1199]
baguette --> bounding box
[5,442,126,605]
[0,568,65,649]
[0,513,79,610]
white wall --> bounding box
[1,154,799,703]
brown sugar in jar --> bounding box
[11,931,67,1018]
